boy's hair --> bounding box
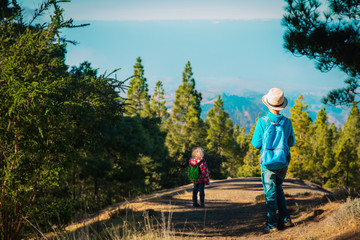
[192,147,204,159]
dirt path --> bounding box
[79,177,342,239]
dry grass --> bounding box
[289,197,360,240]
[327,197,360,238]
[29,208,177,240]
[331,197,360,224]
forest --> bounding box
[1,0,360,239]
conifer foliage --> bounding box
[150,81,169,122]
[311,108,335,185]
[204,95,239,177]
[331,104,360,188]
[166,62,204,157]
[165,61,205,183]
[283,0,360,106]
[288,95,314,179]
[126,57,151,117]
[238,120,261,177]
[286,96,360,190]
[0,1,95,238]
[205,95,234,156]
[231,124,251,176]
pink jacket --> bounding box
[189,158,210,185]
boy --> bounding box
[251,88,295,233]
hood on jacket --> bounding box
[189,158,202,167]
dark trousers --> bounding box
[193,183,205,204]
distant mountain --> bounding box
[201,93,265,132]
[200,91,350,133]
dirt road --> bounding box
[117,177,336,239]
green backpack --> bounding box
[188,164,199,181]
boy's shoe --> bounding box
[200,203,205,208]
[193,202,200,207]
[263,225,278,234]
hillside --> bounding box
[60,178,360,240]
[200,91,350,132]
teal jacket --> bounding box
[251,112,295,150]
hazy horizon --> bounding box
[21,0,348,98]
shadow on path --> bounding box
[62,177,332,239]
[137,177,329,238]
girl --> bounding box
[189,147,209,207]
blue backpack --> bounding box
[260,116,290,170]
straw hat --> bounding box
[262,88,288,111]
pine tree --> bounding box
[333,137,358,188]
[233,124,250,161]
[182,64,204,149]
[329,123,340,147]
[165,61,205,184]
[126,57,151,117]
[283,0,360,106]
[311,108,334,185]
[0,1,90,237]
[331,103,360,188]
[342,103,360,145]
[237,115,261,177]
[227,124,250,177]
[204,95,238,177]
[150,81,169,122]
[325,122,341,187]
[205,95,234,156]
[167,61,204,152]
[288,95,314,179]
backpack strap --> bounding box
[262,116,271,126]
[263,115,286,126]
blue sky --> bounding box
[22,0,347,98]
